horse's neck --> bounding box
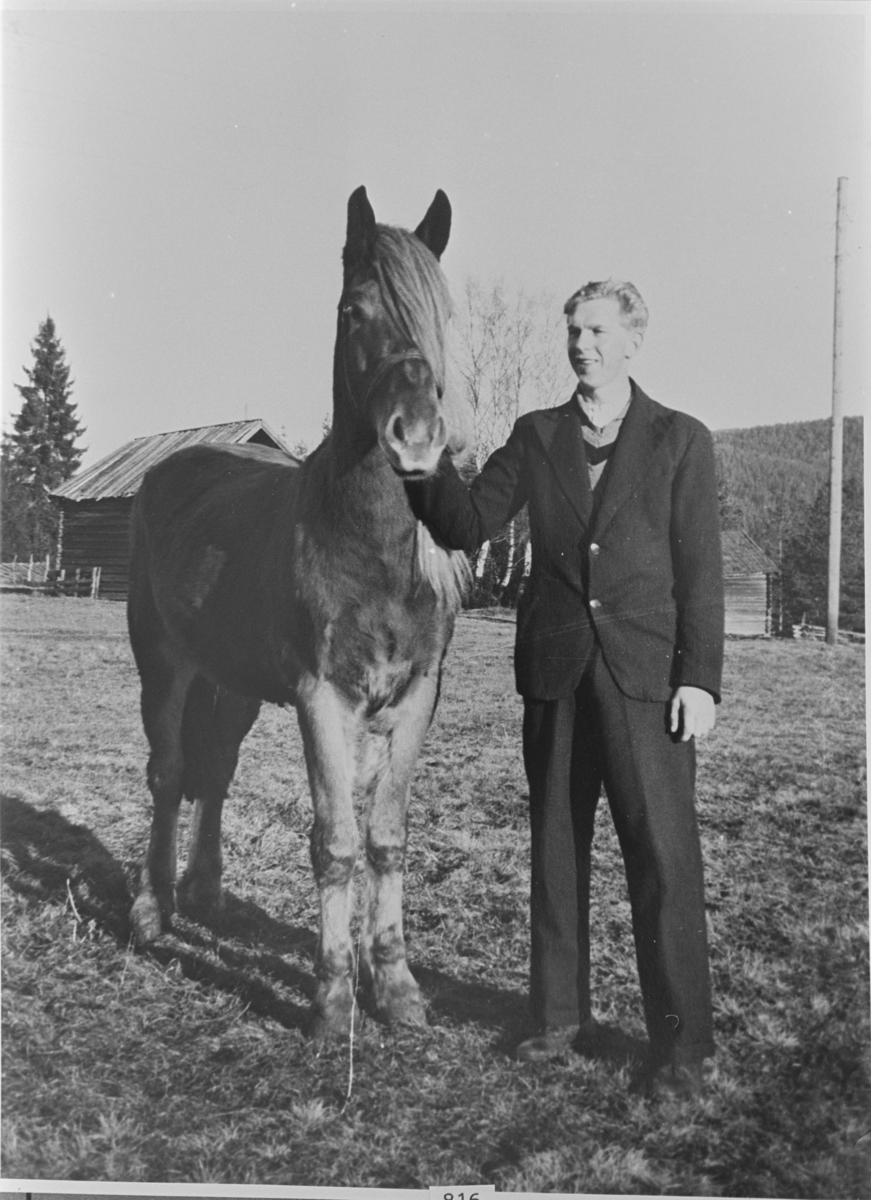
[310,423,414,545]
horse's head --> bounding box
[338,187,467,479]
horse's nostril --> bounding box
[392,415,405,443]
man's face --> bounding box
[566,297,643,391]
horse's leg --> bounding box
[130,648,197,944]
[178,680,261,918]
[362,669,439,1028]
[296,678,360,1039]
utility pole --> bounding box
[826,177,847,646]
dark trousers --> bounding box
[522,649,714,1066]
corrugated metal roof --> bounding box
[51,420,296,501]
[721,528,778,576]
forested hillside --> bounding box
[713,416,864,631]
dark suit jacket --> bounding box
[407,382,725,703]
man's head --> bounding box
[563,280,647,395]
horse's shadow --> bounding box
[0,793,645,1064]
[0,794,523,1043]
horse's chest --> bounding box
[324,599,443,714]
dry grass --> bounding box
[1,594,868,1195]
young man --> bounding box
[407,281,724,1098]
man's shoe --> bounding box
[648,1058,705,1100]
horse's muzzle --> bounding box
[380,408,447,477]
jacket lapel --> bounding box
[589,383,669,539]
[533,398,593,527]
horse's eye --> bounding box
[343,303,364,323]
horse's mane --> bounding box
[369,226,472,609]
[415,522,472,614]
[371,226,471,459]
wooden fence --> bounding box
[0,562,101,599]
[47,568,102,598]
[0,557,52,587]
[792,623,865,645]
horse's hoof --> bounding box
[310,978,359,1041]
[375,980,428,1028]
[380,993,427,1028]
[130,891,170,944]
[177,874,223,920]
[310,1001,362,1043]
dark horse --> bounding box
[127,187,470,1038]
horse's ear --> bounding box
[414,190,451,260]
[344,186,376,271]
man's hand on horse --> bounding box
[669,686,716,742]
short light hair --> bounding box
[563,280,649,334]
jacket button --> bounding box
[590,543,600,555]
[589,599,601,609]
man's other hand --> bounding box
[669,686,716,742]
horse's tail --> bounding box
[126,489,157,661]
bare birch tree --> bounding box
[452,280,573,601]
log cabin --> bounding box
[50,420,297,600]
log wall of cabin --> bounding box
[58,497,133,600]
[724,573,770,637]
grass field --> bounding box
[1,593,868,1196]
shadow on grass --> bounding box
[0,791,132,936]
[0,792,553,1052]
[414,964,528,1042]
[407,972,646,1068]
[410,964,647,1064]
[0,792,314,1031]
[579,1022,647,1069]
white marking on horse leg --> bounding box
[363,671,438,1026]
[296,677,360,1037]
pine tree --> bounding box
[2,316,85,560]
[715,458,746,532]
[780,471,865,633]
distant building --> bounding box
[721,528,779,637]
[50,420,298,600]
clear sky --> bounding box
[3,1,866,470]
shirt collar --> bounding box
[575,390,633,431]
